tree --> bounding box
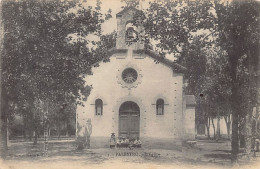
[1,0,111,148]
[204,45,233,140]
[0,0,7,159]
[144,0,218,141]
[215,0,259,161]
[145,0,259,161]
[144,0,215,63]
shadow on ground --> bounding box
[4,138,260,168]
[204,153,231,159]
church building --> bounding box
[76,7,196,147]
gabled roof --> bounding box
[133,49,186,73]
[116,6,141,17]
[93,48,186,74]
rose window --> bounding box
[121,68,138,84]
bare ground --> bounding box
[1,138,260,169]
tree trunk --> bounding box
[244,48,255,158]
[7,118,9,147]
[23,129,27,141]
[231,106,239,162]
[217,115,221,140]
[212,118,216,139]
[29,129,32,141]
[58,119,61,139]
[23,117,27,141]
[66,119,69,137]
[0,0,7,159]
[33,112,38,145]
[227,123,231,139]
[0,102,7,159]
[254,37,260,155]
[48,127,51,137]
[240,133,245,148]
[206,116,211,139]
[33,130,38,145]
[230,58,239,162]
[245,112,252,158]
[224,115,231,140]
[257,35,260,142]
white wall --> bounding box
[76,51,184,140]
[184,107,196,140]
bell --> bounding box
[127,30,134,39]
[126,27,135,38]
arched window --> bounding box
[156,99,164,115]
[95,99,103,115]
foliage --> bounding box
[2,0,111,141]
[215,0,259,112]
[145,0,215,58]
[214,0,259,159]
[92,31,117,67]
[145,0,259,160]
[144,0,217,138]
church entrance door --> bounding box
[119,101,140,139]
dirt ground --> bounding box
[1,138,260,169]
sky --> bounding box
[83,0,181,61]
[83,0,160,55]
[85,0,151,34]
[85,0,124,34]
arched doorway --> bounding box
[119,101,140,139]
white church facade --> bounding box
[76,7,196,147]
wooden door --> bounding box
[119,101,140,139]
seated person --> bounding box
[109,133,116,148]
[136,137,142,148]
[125,137,130,146]
[121,137,127,148]
[133,137,142,148]
[128,139,134,149]
[116,137,122,148]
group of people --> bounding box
[109,133,142,149]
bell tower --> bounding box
[116,7,145,50]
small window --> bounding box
[95,99,103,115]
[156,99,164,115]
